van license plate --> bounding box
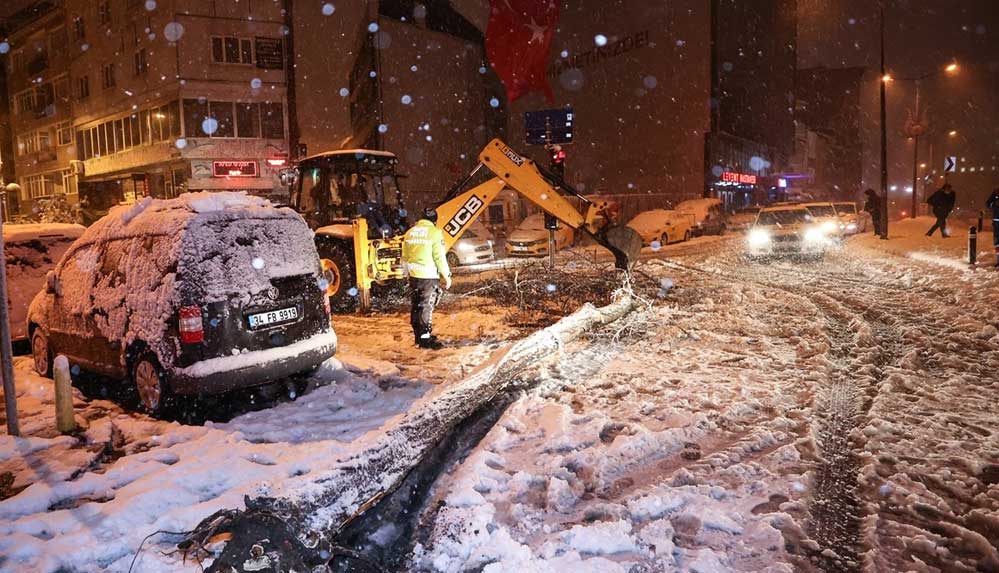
[248,307,299,329]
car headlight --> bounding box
[457,242,475,252]
[846,223,857,231]
[821,221,838,233]
[748,229,771,247]
[804,227,827,243]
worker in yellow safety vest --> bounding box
[402,208,452,349]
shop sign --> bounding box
[721,171,757,185]
[213,160,258,177]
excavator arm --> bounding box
[350,139,641,311]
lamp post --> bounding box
[879,6,888,239]
[897,62,959,218]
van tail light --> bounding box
[179,306,204,344]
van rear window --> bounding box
[179,216,319,303]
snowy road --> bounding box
[414,224,999,573]
[1,222,997,573]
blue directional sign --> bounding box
[525,108,574,145]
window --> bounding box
[13,83,56,115]
[16,130,53,155]
[97,1,111,26]
[209,101,235,137]
[73,15,86,39]
[101,63,115,89]
[211,36,253,64]
[57,122,73,146]
[139,109,150,143]
[97,123,107,156]
[236,103,260,138]
[54,76,70,100]
[183,98,209,137]
[77,75,90,100]
[22,174,57,199]
[260,102,284,139]
[133,48,147,75]
[129,113,140,145]
[15,91,35,115]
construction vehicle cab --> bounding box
[287,149,410,308]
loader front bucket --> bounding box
[601,225,643,270]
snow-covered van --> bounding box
[675,198,727,236]
[3,223,86,343]
[27,192,337,414]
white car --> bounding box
[832,202,869,235]
[448,220,496,267]
[626,209,694,246]
[676,197,727,236]
[3,223,86,344]
[505,213,574,257]
[747,206,832,260]
[801,202,845,238]
[728,206,762,231]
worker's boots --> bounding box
[416,333,444,350]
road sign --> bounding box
[944,156,957,173]
[525,107,574,145]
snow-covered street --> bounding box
[2,222,998,573]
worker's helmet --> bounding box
[422,207,438,222]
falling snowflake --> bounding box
[174,138,187,149]
[378,124,389,133]
[489,97,500,108]
[643,76,657,89]
[348,287,359,297]
[368,22,379,33]
[0,42,9,55]
[250,78,262,89]
[401,94,412,105]
[338,87,349,97]
[545,284,557,293]
[144,0,156,10]
[651,240,662,251]
[201,117,219,136]
[594,34,608,47]
[163,21,185,42]
[252,257,266,270]
[322,3,335,16]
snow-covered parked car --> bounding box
[676,197,727,236]
[747,205,832,260]
[3,223,86,344]
[505,213,574,257]
[832,201,869,235]
[728,206,762,231]
[626,209,694,246]
[27,192,337,414]
[447,220,495,267]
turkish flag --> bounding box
[486,0,561,103]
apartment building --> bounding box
[2,0,292,219]
[4,2,76,216]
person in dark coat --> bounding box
[925,183,957,237]
[863,188,883,236]
[987,187,999,266]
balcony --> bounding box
[26,55,49,75]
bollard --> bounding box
[54,355,76,434]
[968,226,977,266]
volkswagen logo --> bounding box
[266,286,280,300]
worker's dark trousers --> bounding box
[927,215,949,237]
[409,277,441,340]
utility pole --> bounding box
[0,185,19,436]
[910,81,920,219]
[879,5,889,240]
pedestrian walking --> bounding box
[925,183,956,237]
[987,187,999,267]
[863,188,883,236]
[401,208,452,349]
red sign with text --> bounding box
[721,171,757,185]
[213,160,258,177]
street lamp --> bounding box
[892,61,959,218]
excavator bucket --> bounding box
[601,225,644,270]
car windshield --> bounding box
[834,203,857,216]
[757,209,811,226]
[805,204,837,217]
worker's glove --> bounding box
[441,275,452,290]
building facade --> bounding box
[2,0,292,220]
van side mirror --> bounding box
[45,271,59,295]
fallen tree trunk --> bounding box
[196,292,636,572]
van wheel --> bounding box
[684,230,691,242]
[31,328,53,377]
[132,353,171,415]
[446,252,460,268]
[660,232,669,246]
[318,243,357,312]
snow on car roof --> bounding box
[303,148,398,161]
[2,223,86,243]
[760,205,809,212]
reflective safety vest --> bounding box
[402,219,451,280]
